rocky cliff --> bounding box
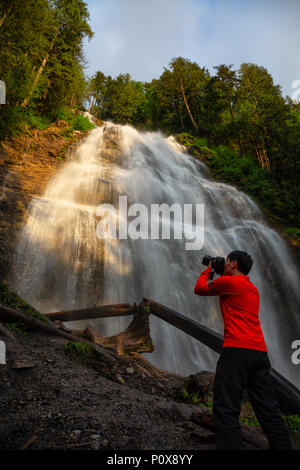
[0,122,88,283]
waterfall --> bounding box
[8,121,300,388]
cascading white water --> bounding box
[9,120,300,388]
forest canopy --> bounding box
[87,58,300,228]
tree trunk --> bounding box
[21,36,55,108]
[180,78,199,132]
[178,102,184,129]
[229,104,243,156]
[84,302,154,356]
[45,302,136,323]
[142,297,224,354]
[42,81,50,101]
[252,95,271,170]
[90,96,96,113]
[0,0,14,28]
[69,94,75,107]
[251,135,270,170]
[130,352,165,379]
[0,303,80,342]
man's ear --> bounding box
[232,259,238,269]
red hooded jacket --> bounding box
[194,266,267,351]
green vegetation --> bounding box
[64,341,111,381]
[55,107,95,132]
[0,0,93,139]
[179,386,299,435]
[0,281,48,334]
[283,414,300,435]
[53,110,95,140]
[71,114,95,131]
[56,147,67,160]
[6,322,30,335]
[26,110,51,131]
[283,228,300,237]
[179,386,212,408]
[143,305,151,315]
[240,413,300,435]
[181,387,200,405]
[64,341,96,365]
[175,134,299,229]
[0,281,48,324]
[64,341,94,355]
[240,415,260,427]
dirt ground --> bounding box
[0,324,299,452]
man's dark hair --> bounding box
[227,250,253,275]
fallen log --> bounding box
[191,410,269,450]
[84,303,154,356]
[142,297,300,415]
[141,297,223,353]
[0,303,81,342]
[129,352,165,379]
[45,303,135,322]
[85,324,105,346]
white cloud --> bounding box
[83,0,300,98]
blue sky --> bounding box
[83,0,300,99]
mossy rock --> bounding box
[174,371,215,406]
[0,281,48,331]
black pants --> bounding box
[213,347,292,450]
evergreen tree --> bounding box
[0,0,93,135]
[236,63,289,170]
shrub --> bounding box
[54,106,74,123]
[71,114,95,131]
[283,415,300,435]
[26,109,50,130]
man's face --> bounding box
[223,257,237,275]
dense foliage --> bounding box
[0,2,299,230]
[0,0,93,137]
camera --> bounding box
[202,255,225,279]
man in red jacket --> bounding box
[194,250,292,450]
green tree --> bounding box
[211,64,243,151]
[109,74,145,124]
[0,0,56,107]
[236,63,289,170]
[91,72,145,125]
[88,70,106,114]
[37,0,93,116]
[142,57,210,134]
[169,57,210,132]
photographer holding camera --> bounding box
[194,250,292,450]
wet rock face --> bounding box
[100,124,125,167]
[0,124,83,282]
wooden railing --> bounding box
[43,296,300,414]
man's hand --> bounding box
[208,260,212,268]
